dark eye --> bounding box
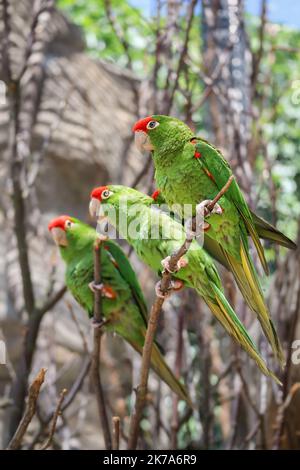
[65,220,74,229]
[146,120,159,130]
[101,189,111,199]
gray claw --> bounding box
[161,256,188,273]
[196,200,222,218]
[88,281,104,293]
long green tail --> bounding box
[202,285,281,384]
[219,237,285,368]
[251,211,297,250]
[128,340,193,407]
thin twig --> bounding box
[127,175,234,449]
[38,286,67,317]
[131,154,152,189]
[67,301,90,355]
[272,291,300,449]
[206,176,235,213]
[165,0,198,114]
[7,369,47,450]
[112,416,120,450]
[251,0,267,96]
[104,0,133,69]
[91,238,112,450]
[170,308,184,449]
[28,356,91,449]
[39,388,67,450]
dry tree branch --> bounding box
[127,175,234,449]
[7,368,47,450]
[91,238,112,450]
[112,416,120,450]
[170,308,184,449]
[39,388,67,450]
[104,0,133,69]
[67,301,90,355]
[3,0,66,443]
[28,355,91,449]
[272,292,300,449]
[251,0,267,97]
[165,0,198,114]
[131,154,153,189]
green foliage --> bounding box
[248,19,300,246]
[58,0,152,72]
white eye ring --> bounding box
[64,220,74,229]
[101,189,112,200]
[146,120,159,130]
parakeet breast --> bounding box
[153,144,242,260]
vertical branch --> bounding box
[39,388,67,450]
[127,237,194,449]
[273,292,300,449]
[91,239,112,450]
[2,1,67,444]
[127,176,234,449]
[251,0,267,98]
[170,308,184,449]
[164,0,197,114]
[7,368,47,450]
[112,416,120,450]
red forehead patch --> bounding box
[48,215,73,231]
[132,116,155,133]
[90,186,109,200]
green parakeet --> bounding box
[89,186,280,383]
[48,215,191,405]
[132,115,295,367]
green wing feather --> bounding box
[103,239,148,324]
[251,211,297,250]
[195,139,269,274]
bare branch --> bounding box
[28,356,91,449]
[165,0,197,114]
[128,175,235,449]
[131,154,152,188]
[91,238,112,450]
[7,368,47,450]
[104,0,133,69]
[1,0,12,83]
[39,388,67,450]
[112,416,120,450]
[38,286,67,317]
[251,0,267,96]
[67,301,90,355]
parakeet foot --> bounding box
[89,281,104,293]
[161,255,188,273]
[91,318,109,329]
[89,282,117,299]
[155,279,184,298]
[196,200,223,218]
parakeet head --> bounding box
[48,215,95,260]
[89,185,151,219]
[132,115,194,155]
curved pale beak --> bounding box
[134,131,154,153]
[89,197,100,218]
[50,227,68,247]
[89,198,107,223]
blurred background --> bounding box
[0,0,299,450]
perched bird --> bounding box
[132,115,295,367]
[48,215,191,405]
[89,185,280,383]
